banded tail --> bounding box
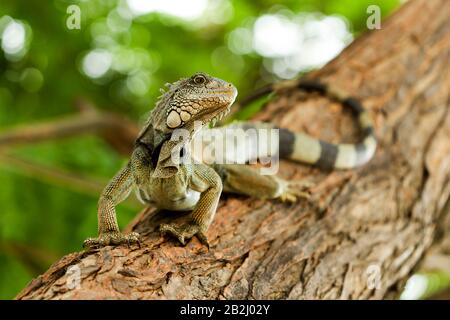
[225,79,377,170]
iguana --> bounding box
[83,72,376,248]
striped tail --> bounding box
[227,80,377,170]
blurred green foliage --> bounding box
[0,0,402,299]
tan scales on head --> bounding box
[148,72,238,133]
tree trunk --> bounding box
[16,0,450,300]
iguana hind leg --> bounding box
[213,164,312,203]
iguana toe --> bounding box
[279,181,313,203]
[83,231,140,249]
[159,222,208,247]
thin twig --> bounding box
[0,112,139,155]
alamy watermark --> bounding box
[367,5,381,30]
[365,264,382,290]
[169,121,280,175]
[66,5,81,30]
[66,264,81,290]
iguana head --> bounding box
[150,72,238,133]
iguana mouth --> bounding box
[211,89,237,97]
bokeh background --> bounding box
[3,0,446,299]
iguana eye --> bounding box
[193,74,206,85]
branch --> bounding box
[0,152,105,196]
[0,100,139,197]
[0,108,138,156]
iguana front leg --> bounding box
[83,164,139,248]
[160,164,222,247]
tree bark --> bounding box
[16,0,450,300]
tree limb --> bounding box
[0,108,138,156]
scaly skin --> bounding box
[84,72,376,248]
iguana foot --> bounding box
[159,222,209,248]
[279,181,313,203]
[83,231,140,248]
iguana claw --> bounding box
[279,181,313,203]
[160,222,209,248]
[83,231,140,249]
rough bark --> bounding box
[16,0,450,300]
